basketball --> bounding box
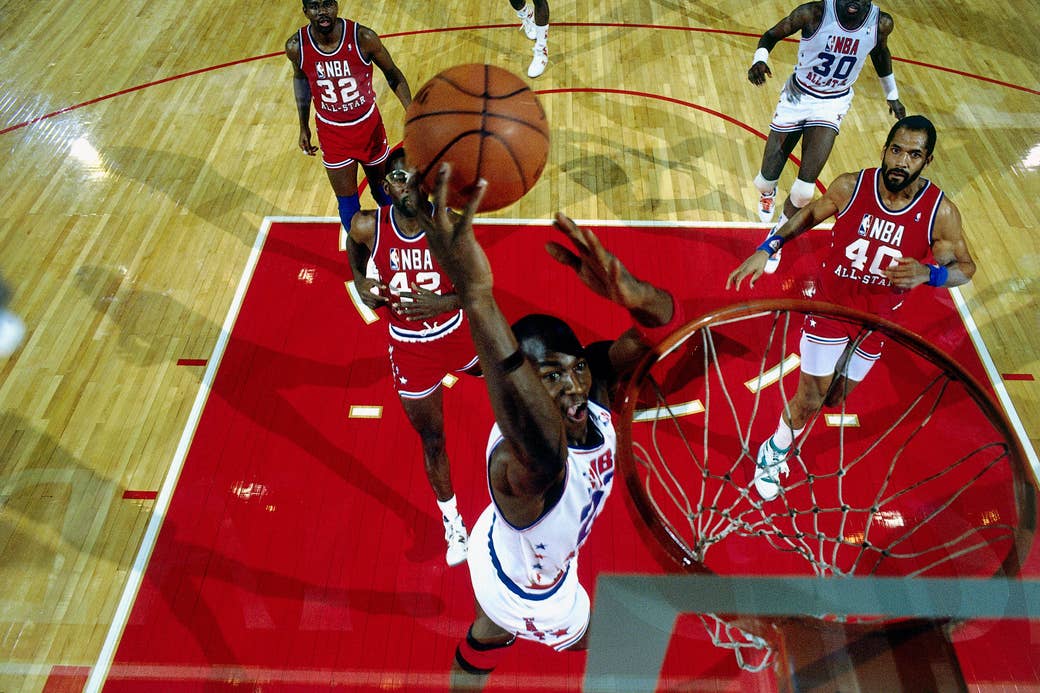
[404,64,550,212]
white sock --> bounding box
[772,415,803,450]
[437,495,460,521]
[535,24,548,47]
[754,172,778,195]
[517,3,532,19]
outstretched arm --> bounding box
[285,34,318,155]
[545,214,676,380]
[870,13,906,119]
[748,2,820,86]
[415,166,566,499]
[358,25,412,111]
[726,172,856,290]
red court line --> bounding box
[1003,373,1036,381]
[176,358,208,367]
[43,666,89,693]
[3,23,1034,137]
[122,490,159,500]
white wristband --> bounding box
[879,73,899,101]
[753,47,770,65]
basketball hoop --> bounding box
[616,299,1036,679]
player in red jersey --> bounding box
[347,148,479,566]
[726,115,977,501]
[285,0,412,235]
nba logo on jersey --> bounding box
[389,248,400,271]
[858,214,872,237]
[316,63,326,79]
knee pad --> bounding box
[789,179,815,208]
[753,172,779,195]
[336,194,361,232]
[454,629,516,675]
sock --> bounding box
[336,194,361,233]
[437,495,460,521]
[753,172,778,196]
[370,185,390,207]
[516,3,532,19]
[534,24,548,47]
[772,415,803,450]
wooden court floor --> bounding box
[0,1,1038,690]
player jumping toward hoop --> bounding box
[412,164,678,690]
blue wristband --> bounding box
[926,264,949,287]
[757,234,784,255]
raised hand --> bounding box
[413,163,492,299]
[546,213,648,311]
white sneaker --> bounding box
[443,513,469,566]
[753,437,790,501]
[528,44,548,78]
[762,226,782,275]
[758,188,777,224]
[0,309,26,358]
[519,7,537,40]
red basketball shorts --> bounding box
[388,325,479,399]
[316,110,390,169]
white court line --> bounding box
[346,280,380,324]
[744,354,801,393]
[85,219,273,691]
[950,286,1040,484]
[634,399,705,421]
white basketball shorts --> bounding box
[467,505,590,652]
[770,77,855,134]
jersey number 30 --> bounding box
[813,52,857,81]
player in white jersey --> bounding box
[409,165,679,690]
[747,0,906,271]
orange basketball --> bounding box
[404,64,550,212]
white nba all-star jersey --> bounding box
[793,0,880,98]
[482,400,616,599]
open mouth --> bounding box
[565,402,588,424]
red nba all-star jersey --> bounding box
[820,167,944,317]
[369,205,464,343]
[297,18,379,127]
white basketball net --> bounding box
[623,305,1031,671]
